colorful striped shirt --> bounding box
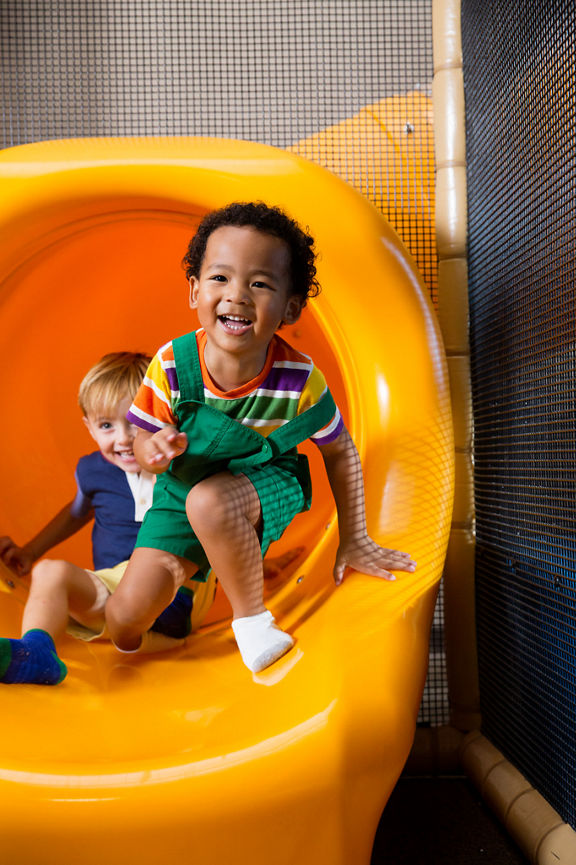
[127,329,343,446]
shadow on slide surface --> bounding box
[0,138,453,865]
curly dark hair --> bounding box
[182,202,321,305]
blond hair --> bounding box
[78,352,151,417]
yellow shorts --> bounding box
[67,560,217,642]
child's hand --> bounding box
[143,427,188,469]
[333,536,416,586]
[0,536,34,576]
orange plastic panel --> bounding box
[0,138,453,865]
[289,93,436,287]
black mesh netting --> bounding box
[463,0,576,826]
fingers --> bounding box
[0,537,23,572]
[1,548,18,570]
[148,450,172,467]
[370,548,416,573]
[377,548,417,571]
[333,540,417,586]
[333,562,346,586]
[172,431,189,451]
[148,429,188,466]
[0,536,16,558]
[0,547,29,576]
[333,561,396,585]
[357,563,397,581]
[10,554,31,576]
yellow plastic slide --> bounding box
[0,138,453,865]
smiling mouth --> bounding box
[218,314,253,332]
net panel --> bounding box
[463,0,576,825]
[1,0,436,297]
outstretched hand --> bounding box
[333,536,416,586]
[142,426,188,469]
[0,536,34,576]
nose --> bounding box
[225,278,250,304]
[116,421,135,446]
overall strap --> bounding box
[172,331,205,403]
[267,389,338,455]
[227,389,338,473]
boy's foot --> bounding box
[0,629,67,685]
[231,610,295,673]
[151,586,193,639]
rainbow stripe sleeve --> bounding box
[126,342,178,433]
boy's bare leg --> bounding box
[186,472,294,672]
[186,471,265,618]
[0,557,100,684]
[22,558,107,640]
[106,548,197,653]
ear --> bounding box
[189,277,199,309]
[82,415,97,442]
[283,295,303,326]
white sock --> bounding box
[231,610,294,673]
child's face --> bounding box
[190,225,302,363]
[83,396,140,473]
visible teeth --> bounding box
[220,314,251,331]
[222,315,250,323]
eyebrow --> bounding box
[206,264,280,279]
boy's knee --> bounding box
[186,477,231,530]
[106,589,142,632]
[30,558,70,586]
[105,592,146,652]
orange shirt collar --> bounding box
[196,329,277,399]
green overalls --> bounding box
[135,330,338,579]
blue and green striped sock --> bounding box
[0,629,67,685]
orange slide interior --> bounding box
[0,138,453,865]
